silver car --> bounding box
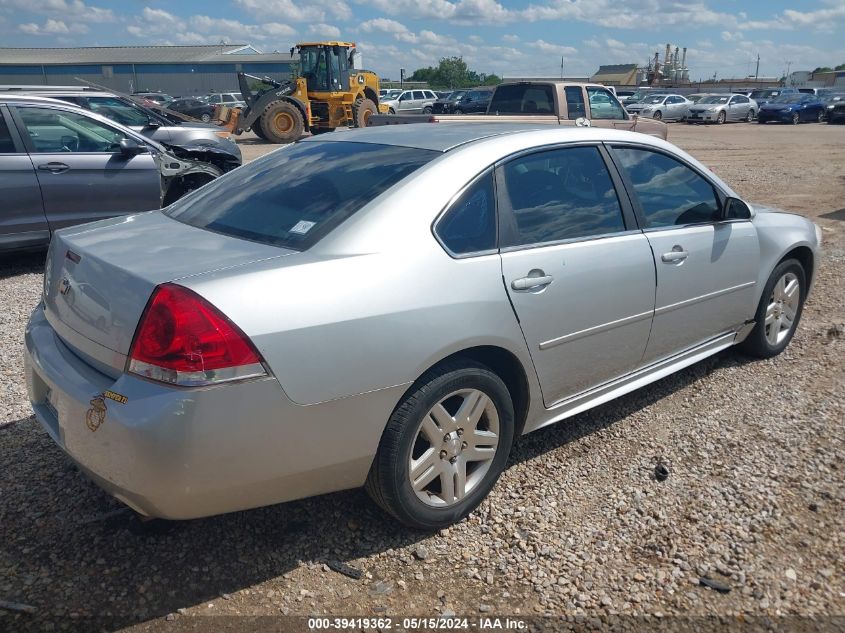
[625,93,692,121]
[25,124,820,529]
[382,89,439,114]
[686,94,758,124]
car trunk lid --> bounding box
[44,211,294,373]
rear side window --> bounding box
[565,87,586,118]
[86,97,151,127]
[489,84,555,114]
[499,146,627,247]
[435,171,496,255]
[613,147,720,227]
[0,114,16,153]
[166,141,438,250]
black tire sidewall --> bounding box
[375,363,514,529]
[742,259,806,358]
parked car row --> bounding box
[621,88,842,125]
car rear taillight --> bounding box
[128,283,266,387]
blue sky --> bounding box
[1,0,843,80]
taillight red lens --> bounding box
[128,283,265,386]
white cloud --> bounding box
[528,40,577,56]
[308,23,342,38]
[5,0,113,23]
[18,18,88,35]
[502,34,519,43]
[126,7,296,43]
[234,0,351,23]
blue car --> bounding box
[757,94,825,124]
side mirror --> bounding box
[723,197,753,220]
[119,137,147,157]
[145,117,161,129]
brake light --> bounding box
[128,283,266,387]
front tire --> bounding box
[717,111,726,124]
[200,112,211,123]
[260,101,304,143]
[366,359,515,530]
[653,110,663,121]
[792,112,800,125]
[454,108,464,114]
[738,259,806,358]
[352,97,377,128]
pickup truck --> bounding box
[367,81,668,139]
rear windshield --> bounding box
[165,141,438,250]
[489,84,555,114]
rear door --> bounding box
[10,104,162,230]
[497,144,656,406]
[82,96,173,144]
[0,105,49,249]
[608,144,760,364]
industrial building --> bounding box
[0,44,294,96]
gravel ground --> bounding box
[0,122,843,632]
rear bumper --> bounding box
[24,305,401,519]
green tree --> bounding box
[812,66,833,74]
[409,57,500,89]
[835,63,845,71]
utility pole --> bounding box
[784,60,792,84]
[560,56,564,79]
[755,53,760,81]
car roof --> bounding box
[5,90,115,97]
[302,123,665,153]
[0,93,74,105]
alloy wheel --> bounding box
[408,388,500,507]
[765,272,800,346]
[792,113,800,125]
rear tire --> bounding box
[200,112,211,123]
[423,106,433,114]
[259,101,304,143]
[352,98,377,128]
[817,111,824,123]
[791,112,800,125]
[365,359,515,530]
[746,109,754,122]
[454,108,464,114]
[738,258,806,359]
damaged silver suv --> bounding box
[0,95,229,252]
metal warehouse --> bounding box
[0,44,294,96]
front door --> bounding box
[586,86,635,132]
[497,144,656,406]
[12,105,162,230]
[609,145,760,364]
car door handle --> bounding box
[511,273,554,291]
[661,247,689,263]
[38,162,70,174]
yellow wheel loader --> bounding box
[233,42,386,143]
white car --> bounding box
[382,89,440,114]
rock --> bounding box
[165,613,175,622]
[414,545,429,561]
[369,580,394,596]
[785,569,797,581]
[699,577,731,594]
[479,604,492,613]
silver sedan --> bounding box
[686,93,759,124]
[624,93,692,121]
[25,124,820,529]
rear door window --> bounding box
[166,141,438,250]
[0,113,17,153]
[565,87,586,118]
[498,146,627,246]
[85,97,151,127]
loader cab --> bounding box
[296,43,354,94]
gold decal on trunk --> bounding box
[103,390,128,405]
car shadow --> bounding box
[0,250,45,281]
[1,347,756,631]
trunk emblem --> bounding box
[59,278,71,296]
[85,395,107,432]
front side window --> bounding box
[436,171,496,255]
[586,87,626,119]
[613,147,720,227]
[499,146,627,247]
[86,97,152,126]
[166,141,438,250]
[17,106,126,153]
[565,86,586,118]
